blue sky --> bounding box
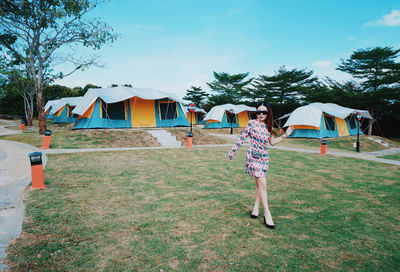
[55,0,400,99]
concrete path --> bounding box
[147,129,181,147]
[362,148,400,157]
[0,140,46,271]
[0,120,21,137]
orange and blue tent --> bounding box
[50,97,82,123]
[280,103,373,138]
[72,86,190,129]
[203,104,256,129]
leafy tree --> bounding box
[337,46,400,91]
[207,72,253,105]
[183,86,209,108]
[337,46,400,135]
[0,0,118,133]
[0,54,35,124]
[249,66,317,126]
[250,66,318,104]
[83,83,101,93]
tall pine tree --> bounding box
[183,86,209,107]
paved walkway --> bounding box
[0,120,21,137]
[0,140,46,271]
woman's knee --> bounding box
[256,178,267,188]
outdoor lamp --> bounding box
[320,139,327,155]
[28,152,46,189]
[41,129,52,149]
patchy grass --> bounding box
[168,127,228,145]
[278,135,386,153]
[0,121,160,148]
[378,153,400,161]
[6,147,400,271]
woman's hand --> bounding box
[284,125,294,138]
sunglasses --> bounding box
[256,111,268,115]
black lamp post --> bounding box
[356,113,362,152]
[229,109,234,134]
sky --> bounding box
[55,0,400,99]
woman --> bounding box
[228,101,294,229]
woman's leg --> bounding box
[256,177,274,226]
[252,179,260,216]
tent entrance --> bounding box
[102,101,126,120]
[130,97,156,127]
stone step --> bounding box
[147,129,182,147]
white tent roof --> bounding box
[44,99,60,113]
[183,107,207,114]
[204,104,256,122]
[50,97,83,114]
[72,86,182,116]
[282,102,372,127]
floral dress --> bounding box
[228,119,270,178]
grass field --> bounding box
[6,147,399,271]
[379,153,400,161]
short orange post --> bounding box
[20,120,25,131]
[29,152,46,189]
[186,132,193,148]
[41,129,52,149]
[320,139,327,155]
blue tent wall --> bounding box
[73,98,189,129]
[204,112,240,129]
[154,98,190,127]
[45,106,55,120]
[52,105,76,123]
[345,116,363,136]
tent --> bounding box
[44,99,59,120]
[185,108,207,125]
[72,86,190,129]
[203,104,256,129]
[280,103,373,138]
[51,97,83,123]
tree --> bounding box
[182,86,209,107]
[250,66,318,104]
[337,46,400,135]
[249,66,317,126]
[0,0,118,133]
[207,71,253,105]
[337,46,400,91]
[0,54,35,124]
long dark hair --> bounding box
[256,101,277,136]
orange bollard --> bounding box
[186,132,193,148]
[41,130,52,149]
[320,139,327,155]
[20,120,25,131]
[29,152,46,189]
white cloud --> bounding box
[347,35,357,40]
[365,10,400,27]
[312,60,331,68]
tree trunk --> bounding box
[36,86,46,134]
[368,119,373,136]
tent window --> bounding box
[160,102,177,120]
[349,116,357,129]
[226,112,237,123]
[102,101,125,120]
[197,113,204,122]
[324,115,336,131]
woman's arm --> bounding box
[228,121,252,160]
[269,126,294,146]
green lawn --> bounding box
[279,135,386,153]
[379,153,400,161]
[6,147,399,271]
